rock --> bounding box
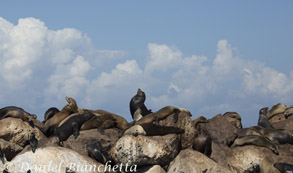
[272,117,293,135]
[64,128,122,156]
[277,144,293,164]
[138,165,166,173]
[0,138,23,161]
[111,134,180,167]
[158,112,196,149]
[0,118,46,147]
[2,147,104,173]
[223,112,242,129]
[167,149,231,173]
[198,114,238,146]
[210,142,232,169]
[226,145,276,172]
[285,107,293,118]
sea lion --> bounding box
[29,132,38,153]
[267,103,287,119]
[192,116,209,128]
[273,163,293,173]
[250,126,293,144]
[123,123,185,136]
[44,97,79,136]
[223,112,242,129]
[87,141,110,164]
[258,107,274,129]
[53,112,94,142]
[43,107,60,123]
[135,106,192,125]
[79,109,129,130]
[231,135,279,155]
[130,88,152,121]
[0,106,36,124]
[80,114,116,131]
[192,133,212,157]
[260,155,279,173]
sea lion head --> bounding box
[137,88,146,100]
[259,107,269,117]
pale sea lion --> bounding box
[129,88,152,121]
[231,135,279,155]
[79,109,129,130]
[53,112,94,142]
[258,107,274,129]
[44,97,79,136]
[251,126,293,144]
[267,103,287,119]
[192,116,209,128]
[274,163,293,173]
[260,155,279,173]
[135,106,192,125]
[80,114,116,131]
[43,107,60,123]
[123,123,184,136]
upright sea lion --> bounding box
[53,112,94,142]
[0,106,36,124]
[44,97,79,136]
[231,135,279,155]
[123,123,185,136]
[43,107,60,123]
[29,132,38,153]
[87,141,110,164]
[135,106,192,125]
[258,107,274,129]
[250,126,293,144]
[192,116,209,128]
[273,163,293,173]
[129,88,152,121]
[192,133,212,157]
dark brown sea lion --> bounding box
[274,162,293,173]
[250,126,293,144]
[87,141,110,164]
[123,123,184,136]
[43,107,60,123]
[231,135,279,155]
[44,97,79,136]
[135,106,192,125]
[53,112,94,142]
[0,106,36,123]
[129,88,152,121]
[258,107,274,129]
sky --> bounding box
[0,1,293,127]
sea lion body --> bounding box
[87,141,109,164]
[130,88,152,121]
[80,114,116,130]
[192,133,212,157]
[231,135,279,155]
[274,163,293,173]
[124,123,184,136]
[251,126,293,144]
[135,106,192,125]
[258,107,274,129]
[0,106,36,122]
[53,112,94,142]
[43,107,60,123]
[267,103,287,119]
[44,97,78,136]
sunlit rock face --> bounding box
[110,134,180,167]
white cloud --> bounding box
[0,16,293,126]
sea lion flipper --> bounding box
[29,120,35,128]
[0,148,5,164]
[72,122,79,139]
[173,108,180,123]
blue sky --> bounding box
[0,1,292,127]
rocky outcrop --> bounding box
[168,149,231,173]
[110,134,180,167]
[158,112,196,149]
[198,114,238,146]
[2,147,104,173]
[138,165,166,173]
[0,118,45,147]
[0,138,23,161]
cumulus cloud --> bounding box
[0,16,292,126]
